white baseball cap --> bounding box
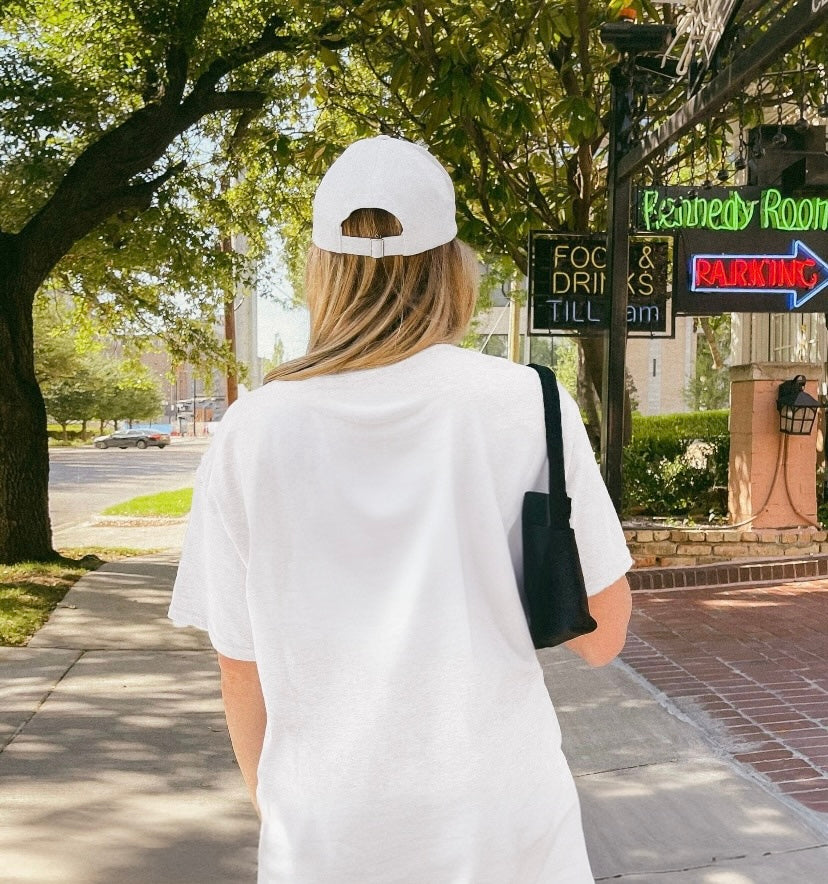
[311,135,458,258]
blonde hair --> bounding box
[263,209,478,382]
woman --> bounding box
[169,135,632,883]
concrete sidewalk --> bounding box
[1,556,826,883]
[0,554,257,884]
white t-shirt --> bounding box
[169,343,632,883]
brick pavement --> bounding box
[621,578,828,815]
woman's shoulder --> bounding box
[437,345,544,389]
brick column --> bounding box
[728,363,821,529]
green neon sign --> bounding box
[638,187,828,233]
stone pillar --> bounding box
[728,363,821,528]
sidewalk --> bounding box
[1,552,826,883]
[620,578,828,815]
[0,553,258,884]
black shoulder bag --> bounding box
[521,364,597,650]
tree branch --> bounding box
[411,2,439,69]
[191,15,295,97]
[198,89,268,114]
[111,162,187,214]
[162,45,190,108]
[548,40,580,97]
[575,0,592,89]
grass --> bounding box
[102,487,193,518]
[0,546,163,647]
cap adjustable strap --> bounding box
[339,234,406,257]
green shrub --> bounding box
[47,428,86,442]
[623,410,730,518]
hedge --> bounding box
[47,429,88,442]
[623,410,729,518]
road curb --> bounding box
[91,514,189,527]
[629,554,828,591]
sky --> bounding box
[257,295,310,360]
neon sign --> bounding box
[690,241,828,309]
[527,233,671,335]
[633,185,828,314]
[638,187,828,233]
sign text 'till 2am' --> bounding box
[528,233,670,334]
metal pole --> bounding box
[601,64,633,512]
[507,290,521,362]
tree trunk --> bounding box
[699,317,723,370]
[0,260,58,564]
[61,421,68,442]
[580,336,632,447]
[81,419,87,440]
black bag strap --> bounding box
[528,364,571,528]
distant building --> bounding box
[731,312,826,374]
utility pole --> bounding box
[221,232,239,408]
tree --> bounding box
[119,383,165,428]
[261,332,286,377]
[684,315,731,411]
[36,305,165,438]
[36,293,110,440]
[42,372,100,441]
[0,0,402,563]
[33,296,86,386]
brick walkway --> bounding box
[621,578,828,814]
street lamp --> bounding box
[777,375,821,435]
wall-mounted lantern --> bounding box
[776,375,821,435]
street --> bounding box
[48,438,210,535]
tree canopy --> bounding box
[2,0,825,563]
[2,0,405,368]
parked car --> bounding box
[92,428,171,450]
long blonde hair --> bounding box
[263,209,478,382]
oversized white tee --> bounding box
[169,343,632,883]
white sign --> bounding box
[663,0,740,77]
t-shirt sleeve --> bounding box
[167,456,255,661]
[558,384,633,597]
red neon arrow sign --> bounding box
[690,241,828,308]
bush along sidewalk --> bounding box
[623,410,730,519]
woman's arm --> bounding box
[217,653,266,816]
[564,575,632,667]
